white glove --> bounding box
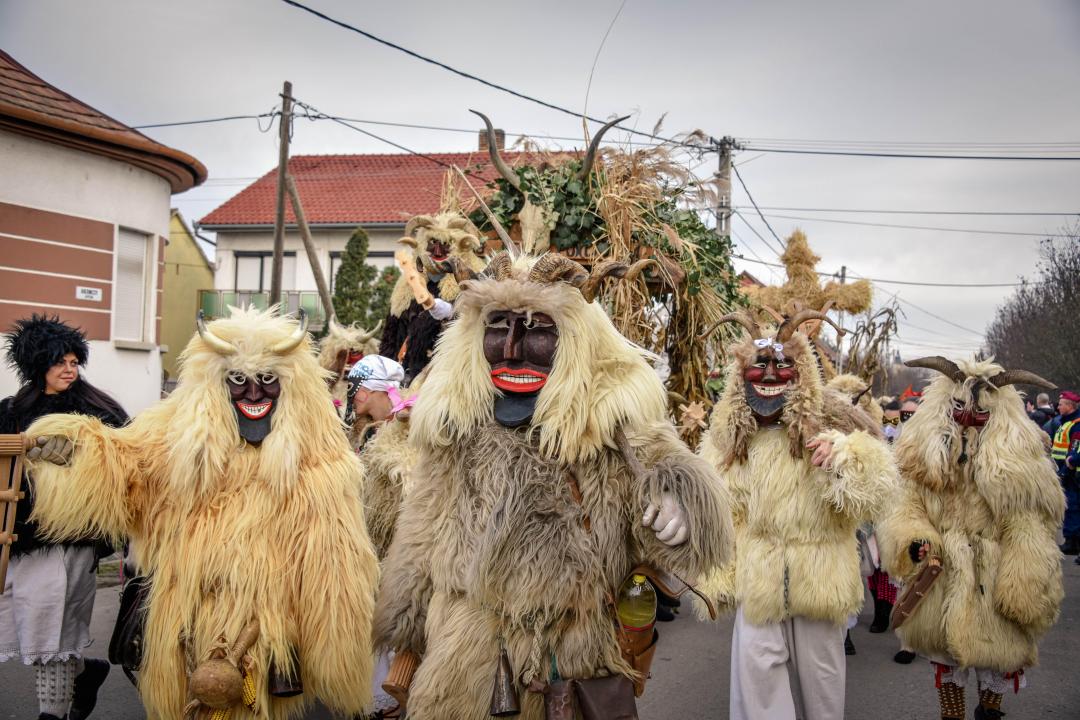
[427,297,454,321]
[642,493,688,546]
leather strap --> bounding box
[627,563,717,621]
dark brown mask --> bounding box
[227,370,281,444]
[483,310,558,427]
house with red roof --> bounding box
[198,136,519,325]
[0,49,206,413]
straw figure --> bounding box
[878,357,1063,720]
[23,308,379,719]
[374,252,733,719]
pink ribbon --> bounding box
[387,386,417,415]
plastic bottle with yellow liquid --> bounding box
[616,573,657,638]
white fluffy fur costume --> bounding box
[698,325,896,626]
[373,254,733,720]
[878,358,1064,672]
[25,308,379,719]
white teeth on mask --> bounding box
[752,383,789,397]
[497,373,543,384]
[239,402,271,418]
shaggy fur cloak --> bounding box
[697,330,896,626]
[877,359,1064,671]
[25,308,379,719]
[373,255,733,720]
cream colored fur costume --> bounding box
[374,253,733,720]
[317,317,381,410]
[877,358,1064,671]
[25,308,379,719]
[698,326,896,626]
[389,211,487,317]
[360,408,417,559]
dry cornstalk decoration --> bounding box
[843,305,901,387]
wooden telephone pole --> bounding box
[713,136,735,237]
[269,81,293,308]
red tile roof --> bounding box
[0,49,206,192]
[199,151,539,228]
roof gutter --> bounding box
[198,221,408,232]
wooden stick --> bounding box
[269,81,293,308]
[286,174,336,322]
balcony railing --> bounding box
[198,290,329,329]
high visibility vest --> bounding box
[1052,419,1078,461]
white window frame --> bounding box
[112,227,158,347]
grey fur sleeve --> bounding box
[629,427,734,579]
[372,462,438,655]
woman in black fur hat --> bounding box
[0,315,127,720]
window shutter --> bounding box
[115,229,148,341]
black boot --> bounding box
[869,598,892,633]
[974,705,1006,719]
[844,630,856,655]
[67,658,110,720]
[1059,536,1079,555]
[38,714,65,720]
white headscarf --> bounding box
[347,354,404,393]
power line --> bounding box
[730,165,786,253]
[279,0,698,149]
[756,213,1074,239]
[134,113,276,129]
[732,205,1080,217]
[862,278,985,337]
[740,136,1080,149]
[730,253,1026,288]
[733,212,784,258]
[741,145,1080,161]
[292,99,455,169]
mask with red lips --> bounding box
[227,370,281,443]
[483,310,558,427]
[743,352,797,424]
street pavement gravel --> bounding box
[3,560,1078,718]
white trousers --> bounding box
[730,605,846,720]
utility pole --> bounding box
[269,81,293,309]
[713,136,735,237]
[836,265,847,373]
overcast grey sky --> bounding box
[3,0,1079,359]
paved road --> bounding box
[3,561,1078,718]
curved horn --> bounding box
[437,256,479,284]
[699,311,761,341]
[196,310,236,355]
[482,252,514,281]
[446,216,469,230]
[760,305,786,324]
[528,254,589,287]
[578,115,631,182]
[853,384,872,406]
[404,215,434,238]
[624,258,656,282]
[777,309,845,343]
[469,110,520,190]
[397,236,419,249]
[904,356,965,383]
[356,320,383,344]
[271,309,309,355]
[579,259,632,302]
[418,252,441,277]
[989,369,1056,390]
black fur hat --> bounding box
[5,314,90,385]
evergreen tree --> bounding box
[367,265,401,329]
[333,227,378,326]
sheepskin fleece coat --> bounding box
[373,256,733,720]
[698,332,896,627]
[877,359,1064,671]
[25,309,379,720]
[360,415,415,559]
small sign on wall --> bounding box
[76,286,103,302]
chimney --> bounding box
[479,128,505,152]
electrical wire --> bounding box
[134,113,277,129]
[731,166,786,253]
[729,253,1027,288]
[741,145,1080,161]
[751,213,1074,239]
[732,212,784,258]
[731,206,1080,217]
[279,0,699,149]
